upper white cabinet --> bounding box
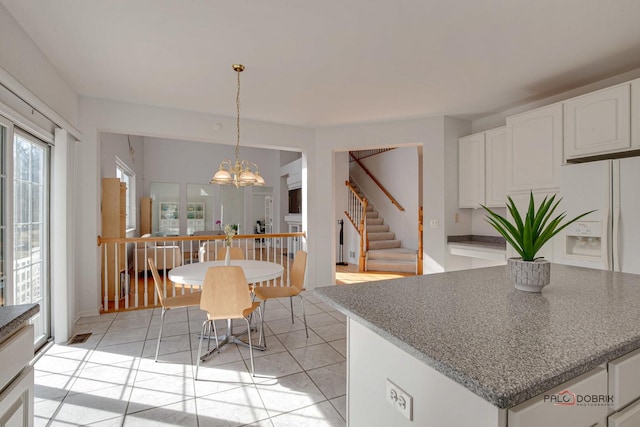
[506,103,563,193]
[564,83,631,160]
[484,127,507,207]
[633,79,640,150]
[458,133,485,208]
[459,128,507,208]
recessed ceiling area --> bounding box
[3,0,640,127]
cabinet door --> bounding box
[458,133,485,208]
[485,127,507,207]
[564,84,631,160]
[609,398,640,427]
[508,367,607,427]
[507,103,563,193]
[632,79,640,150]
[608,347,640,410]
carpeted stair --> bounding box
[350,181,417,273]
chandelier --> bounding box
[211,64,265,188]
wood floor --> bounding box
[335,263,415,285]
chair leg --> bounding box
[260,300,267,348]
[212,319,220,353]
[298,295,309,338]
[195,320,208,380]
[155,307,168,362]
[244,317,255,377]
[290,297,295,324]
[257,305,264,347]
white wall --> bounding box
[349,147,420,250]
[0,4,78,126]
[100,133,144,235]
[77,97,315,316]
[316,116,457,279]
[141,136,281,236]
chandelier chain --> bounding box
[236,68,241,160]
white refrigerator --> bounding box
[556,157,640,274]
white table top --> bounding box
[168,260,284,286]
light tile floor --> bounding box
[34,292,347,426]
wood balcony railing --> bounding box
[97,232,306,313]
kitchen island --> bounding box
[315,264,640,426]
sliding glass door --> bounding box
[13,130,49,347]
[0,113,50,348]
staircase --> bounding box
[350,181,418,274]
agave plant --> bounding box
[481,192,595,261]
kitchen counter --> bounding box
[447,235,506,261]
[315,264,640,409]
[0,303,39,344]
[447,235,506,250]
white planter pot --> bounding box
[507,258,550,292]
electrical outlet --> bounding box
[386,379,413,420]
[429,219,439,228]
[349,251,356,258]
[454,213,459,223]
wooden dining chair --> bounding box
[253,250,308,347]
[195,266,263,379]
[148,258,201,362]
[216,246,245,261]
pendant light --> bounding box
[211,64,265,188]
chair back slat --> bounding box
[148,258,165,306]
[290,250,307,291]
[200,266,252,319]
[217,247,245,261]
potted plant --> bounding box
[481,192,594,292]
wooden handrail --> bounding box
[350,154,405,211]
[98,232,306,245]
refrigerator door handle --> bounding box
[613,205,621,272]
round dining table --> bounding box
[168,259,284,286]
[169,260,283,359]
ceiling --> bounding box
[3,0,640,128]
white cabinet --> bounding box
[0,324,34,427]
[506,103,563,193]
[485,127,507,207]
[458,127,507,208]
[609,398,640,427]
[564,84,631,160]
[632,79,640,150]
[508,367,608,427]
[608,347,640,411]
[458,133,485,208]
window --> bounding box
[115,157,135,229]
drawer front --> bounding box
[0,325,33,392]
[608,348,640,410]
[608,398,640,427]
[508,367,608,427]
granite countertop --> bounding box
[314,265,640,409]
[0,303,40,344]
[447,235,506,251]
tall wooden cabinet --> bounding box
[101,178,126,303]
[140,197,152,235]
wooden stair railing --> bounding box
[344,180,368,272]
[349,153,405,212]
